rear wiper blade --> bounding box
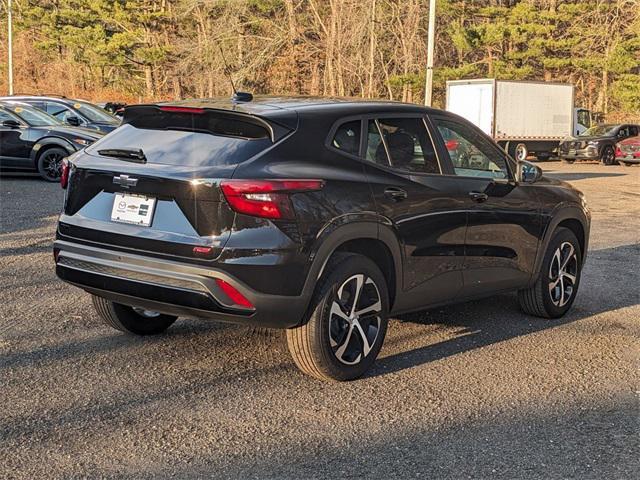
[97,148,146,163]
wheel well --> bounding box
[34,143,70,168]
[335,238,397,309]
[558,219,585,259]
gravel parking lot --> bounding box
[1,161,638,479]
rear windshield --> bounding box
[86,120,273,167]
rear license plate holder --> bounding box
[111,193,156,227]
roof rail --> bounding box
[8,93,68,99]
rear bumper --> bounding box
[54,240,308,328]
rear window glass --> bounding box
[87,123,272,167]
[331,120,361,156]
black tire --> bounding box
[600,145,616,165]
[535,153,551,162]
[92,295,177,335]
[562,158,575,164]
[621,161,633,167]
[518,227,582,319]
[37,147,68,182]
[286,253,389,381]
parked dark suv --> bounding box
[559,123,639,165]
[54,97,591,381]
[0,95,120,133]
[0,101,103,181]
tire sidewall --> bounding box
[312,255,389,380]
[601,146,615,165]
[540,228,582,317]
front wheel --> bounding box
[600,146,616,165]
[92,296,177,335]
[286,253,389,381]
[515,143,528,162]
[37,147,68,182]
[518,227,582,318]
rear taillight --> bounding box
[220,179,324,220]
[615,146,622,157]
[215,279,254,309]
[60,160,70,189]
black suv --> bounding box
[559,123,640,165]
[0,101,103,181]
[0,95,120,133]
[54,97,591,381]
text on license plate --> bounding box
[111,193,156,226]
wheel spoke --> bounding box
[349,274,364,316]
[334,324,356,363]
[330,300,350,322]
[562,271,576,284]
[560,244,574,271]
[558,276,565,306]
[352,319,373,357]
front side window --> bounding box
[331,121,361,156]
[366,118,439,174]
[434,117,509,179]
[0,109,16,123]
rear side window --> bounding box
[367,118,440,174]
[86,110,274,167]
[331,121,361,156]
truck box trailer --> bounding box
[446,79,591,161]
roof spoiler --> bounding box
[121,104,291,142]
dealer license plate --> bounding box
[110,193,156,227]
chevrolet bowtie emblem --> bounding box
[113,175,138,188]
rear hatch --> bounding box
[59,105,292,261]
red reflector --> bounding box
[215,279,254,309]
[60,159,70,189]
[193,246,214,255]
[220,179,324,220]
[159,106,205,114]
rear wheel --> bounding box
[621,161,633,167]
[518,227,582,318]
[92,296,177,335]
[562,158,575,164]
[600,145,616,165]
[286,253,389,381]
[37,147,67,182]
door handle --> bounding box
[468,191,489,203]
[384,187,408,201]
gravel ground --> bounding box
[0,161,638,479]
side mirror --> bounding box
[66,116,81,126]
[2,119,21,129]
[518,161,543,184]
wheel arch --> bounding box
[30,137,76,167]
[532,205,589,283]
[300,219,403,319]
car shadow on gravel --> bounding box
[372,243,639,378]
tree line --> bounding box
[0,0,638,120]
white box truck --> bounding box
[446,79,592,161]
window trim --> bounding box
[429,113,515,182]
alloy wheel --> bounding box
[41,151,65,180]
[602,147,615,165]
[548,241,578,307]
[329,274,382,365]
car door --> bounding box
[430,114,543,298]
[0,109,31,168]
[361,115,467,312]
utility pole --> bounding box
[424,0,436,106]
[7,0,13,95]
